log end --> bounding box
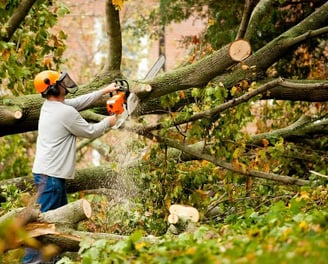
[81,199,92,219]
[168,213,179,224]
[139,84,152,92]
[169,204,200,223]
[14,110,23,119]
[229,39,252,62]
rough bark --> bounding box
[0,166,118,201]
[140,40,251,101]
[261,78,328,102]
[38,199,92,228]
[101,0,122,74]
[236,0,257,40]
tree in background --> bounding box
[0,0,328,261]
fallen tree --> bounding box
[1,201,201,255]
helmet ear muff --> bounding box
[41,84,60,98]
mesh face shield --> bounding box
[57,72,78,94]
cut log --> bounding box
[0,199,92,252]
[169,204,200,223]
[37,230,160,252]
[167,204,200,235]
[39,199,92,228]
[0,206,39,227]
[228,39,251,61]
[0,106,23,125]
[167,213,179,224]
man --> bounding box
[22,70,118,264]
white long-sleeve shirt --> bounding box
[32,91,109,179]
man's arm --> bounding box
[65,83,118,111]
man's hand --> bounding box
[102,82,119,95]
[108,115,117,127]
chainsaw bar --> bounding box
[143,55,165,80]
[113,55,165,129]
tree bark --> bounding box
[38,199,92,227]
[236,0,257,40]
[101,0,122,75]
[0,166,118,201]
[140,39,251,101]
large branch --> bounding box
[245,0,275,41]
[137,78,328,134]
[249,115,328,146]
[0,166,118,200]
[214,2,328,89]
[137,39,251,100]
[236,0,257,40]
[0,0,37,41]
[262,78,328,101]
[160,137,309,186]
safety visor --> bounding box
[57,72,78,94]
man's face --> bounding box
[57,84,68,96]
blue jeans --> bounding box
[22,174,68,264]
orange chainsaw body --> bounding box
[106,91,126,115]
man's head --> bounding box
[34,70,78,98]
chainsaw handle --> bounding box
[115,79,129,91]
[109,79,130,100]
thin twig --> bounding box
[309,170,328,179]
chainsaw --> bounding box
[107,55,165,129]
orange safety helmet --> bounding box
[34,70,61,93]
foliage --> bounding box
[0,0,69,95]
[56,186,328,264]
[0,183,33,212]
[0,134,31,180]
